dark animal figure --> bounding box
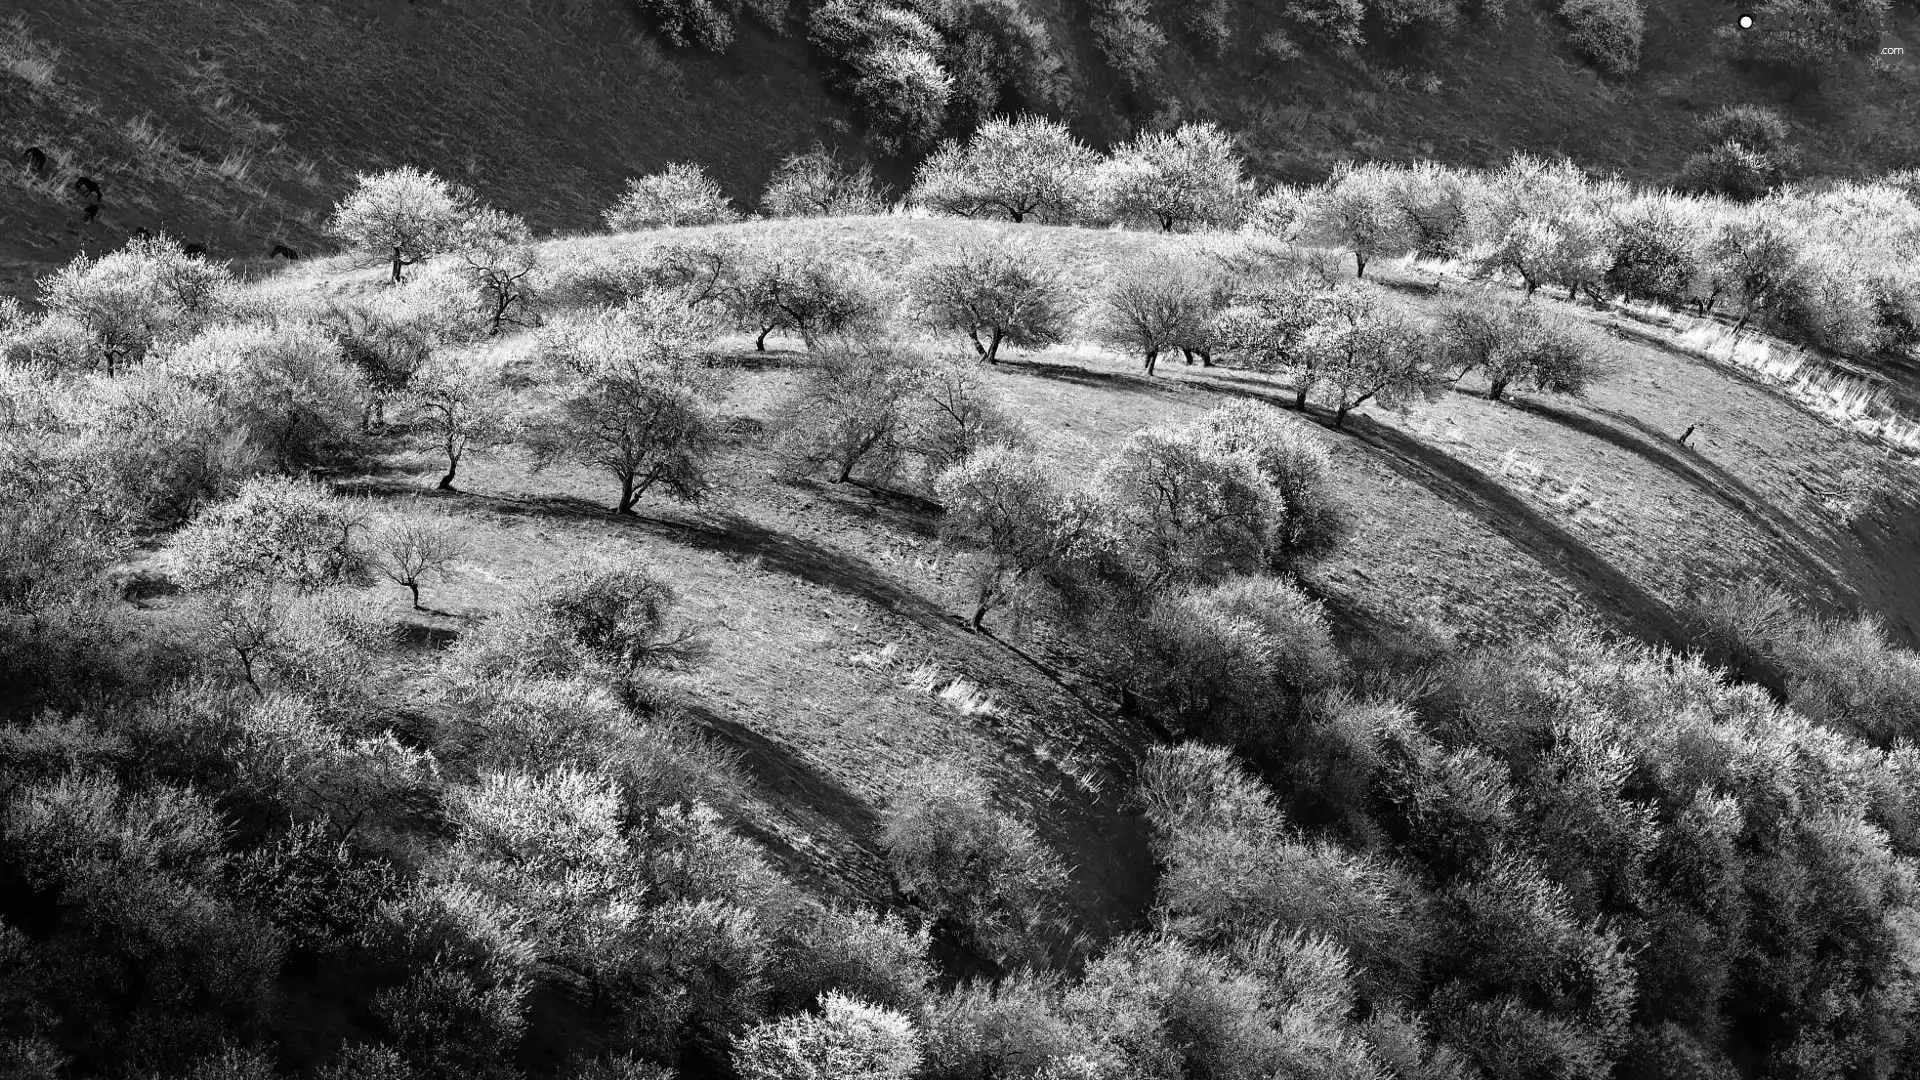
[1679,424,1697,446]
[269,243,299,260]
[22,147,47,173]
[82,203,99,223]
[73,176,101,202]
[182,242,208,258]
[132,227,153,241]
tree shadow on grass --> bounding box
[1515,398,1842,597]
[672,697,892,900]
[1340,414,1691,650]
[1012,356,1192,396]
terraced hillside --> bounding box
[234,214,1920,939]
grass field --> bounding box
[202,215,1920,945]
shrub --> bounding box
[1372,0,1464,36]
[879,762,1069,964]
[1391,161,1474,261]
[928,0,1067,127]
[1134,748,1428,1000]
[733,992,922,1080]
[394,350,512,492]
[1093,253,1220,375]
[1284,0,1365,46]
[773,340,929,484]
[1604,196,1711,307]
[1089,0,1166,92]
[328,166,480,284]
[1559,0,1643,76]
[1777,614,1920,746]
[936,446,1096,630]
[148,321,372,471]
[604,163,741,231]
[767,904,935,1016]
[1297,287,1445,427]
[36,236,229,375]
[523,304,726,514]
[1133,576,1345,746]
[909,115,1100,224]
[1096,425,1277,588]
[367,514,464,610]
[1189,400,1350,568]
[762,144,887,218]
[227,694,435,840]
[167,478,367,594]
[370,962,527,1080]
[1677,143,1784,203]
[1705,209,1802,335]
[851,45,954,156]
[635,0,744,50]
[1,774,287,1070]
[729,240,889,350]
[1096,122,1254,233]
[906,355,1031,480]
[1434,294,1610,402]
[910,238,1076,363]
[537,566,706,686]
[1303,163,1416,278]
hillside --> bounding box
[254,214,1920,935]
[6,0,1920,301]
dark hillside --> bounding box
[6,0,1920,301]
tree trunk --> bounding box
[1198,349,1212,368]
[969,327,988,358]
[1333,404,1352,429]
[1568,283,1579,302]
[391,247,405,284]
[835,459,854,483]
[615,474,638,515]
[1182,348,1196,365]
[1355,252,1368,279]
[1294,384,1310,410]
[438,452,459,491]
[1488,378,1508,402]
[407,581,422,611]
[1144,349,1158,376]
[756,325,772,351]
[985,328,1003,364]
[969,586,990,632]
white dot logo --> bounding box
[1737,13,1754,29]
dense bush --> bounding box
[1095,122,1254,233]
[1434,292,1611,401]
[909,115,1099,224]
[729,238,889,350]
[910,237,1076,362]
[329,166,488,283]
[733,992,921,1080]
[604,163,742,231]
[1093,253,1221,375]
[35,236,228,375]
[878,763,1068,965]
[1133,576,1345,746]
[1295,286,1446,427]
[523,303,727,514]
[773,338,930,484]
[761,144,887,218]
[1558,0,1643,76]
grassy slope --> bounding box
[6,0,1920,305]
[253,217,1920,960]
